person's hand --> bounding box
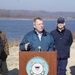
[25,42,30,50]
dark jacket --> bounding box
[0,30,9,61]
[50,28,73,59]
[20,30,55,51]
[0,37,4,56]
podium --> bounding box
[19,51,57,75]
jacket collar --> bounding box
[34,29,47,36]
[56,27,65,33]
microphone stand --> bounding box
[38,46,41,52]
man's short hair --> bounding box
[33,17,43,24]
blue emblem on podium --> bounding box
[26,57,49,75]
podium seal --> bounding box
[26,57,49,75]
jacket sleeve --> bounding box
[48,35,55,51]
[69,31,73,46]
[2,32,9,56]
[0,32,9,61]
[19,35,29,51]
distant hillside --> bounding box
[0,9,75,19]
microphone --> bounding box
[38,46,41,52]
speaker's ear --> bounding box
[33,24,36,28]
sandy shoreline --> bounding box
[6,41,75,75]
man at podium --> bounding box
[20,17,55,51]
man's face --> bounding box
[57,23,65,29]
[33,19,44,33]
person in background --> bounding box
[20,17,55,51]
[0,30,9,75]
[50,17,73,75]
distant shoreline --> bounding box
[0,17,32,20]
[0,17,75,20]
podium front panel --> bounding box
[19,51,57,75]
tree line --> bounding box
[0,9,75,19]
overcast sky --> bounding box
[0,0,75,12]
